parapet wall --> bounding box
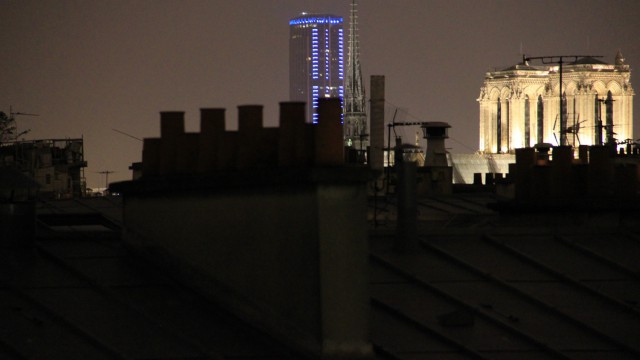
[113,98,373,359]
[142,99,344,177]
[449,153,515,184]
[513,145,640,204]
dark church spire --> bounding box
[343,0,368,155]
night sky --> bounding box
[2,0,639,188]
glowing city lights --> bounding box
[290,13,344,124]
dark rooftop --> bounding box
[2,194,639,359]
[369,194,640,359]
[1,197,303,360]
[500,62,543,72]
[569,56,608,65]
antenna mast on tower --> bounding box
[343,0,368,161]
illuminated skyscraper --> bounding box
[289,13,344,123]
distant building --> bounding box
[289,13,344,123]
[0,139,87,198]
[478,51,634,153]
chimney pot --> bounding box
[315,98,343,166]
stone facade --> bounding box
[478,51,634,153]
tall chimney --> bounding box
[423,122,451,167]
[198,108,226,173]
[160,111,185,139]
[142,138,161,177]
[159,111,185,175]
[237,105,263,169]
[588,145,614,197]
[514,147,536,201]
[217,131,237,170]
[396,161,418,252]
[369,76,385,171]
[315,98,343,165]
[176,133,199,175]
[551,146,573,199]
[278,102,307,167]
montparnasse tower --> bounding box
[343,0,368,158]
[289,13,344,124]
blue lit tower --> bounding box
[289,13,344,123]
[343,0,367,154]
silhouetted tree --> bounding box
[0,112,30,144]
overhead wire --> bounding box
[380,98,477,152]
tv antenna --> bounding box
[1,106,38,142]
[112,128,142,142]
[594,95,616,145]
[97,170,115,189]
[522,55,602,146]
[9,105,40,119]
[565,117,587,147]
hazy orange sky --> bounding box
[2,0,638,188]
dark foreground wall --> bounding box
[116,169,373,359]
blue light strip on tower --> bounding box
[289,16,343,26]
[289,14,344,124]
[312,29,319,79]
[338,29,344,79]
[325,29,330,80]
[312,85,320,124]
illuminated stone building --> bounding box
[478,51,634,153]
[289,13,344,123]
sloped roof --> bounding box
[500,62,541,71]
[4,194,640,359]
[498,56,613,72]
[369,194,640,359]
[570,56,608,65]
[0,198,303,360]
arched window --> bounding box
[524,95,530,147]
[605,91,614,144]
[571,95,577,146]
[561,92,567,145]
[496,98,502,153]
[594,96,601,145]
[505,100,510,150]
[537,95,543,144]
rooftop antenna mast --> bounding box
[97,170,115,190]
[9,105,39,119]
[523,55,602,146]
[112,128,142,142]
[1,106,37,142]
